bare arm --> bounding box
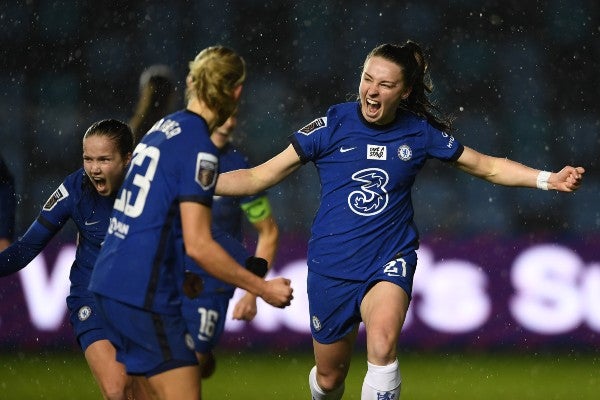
[216,144,302,196]
[180,201,292,308]
[251,215,279,267]
[454,146,585,192]
[232,213,280,321]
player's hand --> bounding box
[232,292,259,321]
[260,277,293,308]
[551,166,585,192]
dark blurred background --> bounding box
[1,0,598,239]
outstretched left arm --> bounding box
[454,146,585,192]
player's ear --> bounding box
[401,86,412,100]
[186,73,194,89]
[233,85,243,101]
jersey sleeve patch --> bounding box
[195,152,218,190]
[298,117,327,136]
[43,183,69,211]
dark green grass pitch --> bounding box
[0,350,597,399]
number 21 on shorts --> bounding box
[383,256,407,277]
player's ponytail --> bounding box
[129,65,177,144]
[186,46,246,130]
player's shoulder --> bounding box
[41,168,85,213]
[296,103,353,136]
[322,102,358,123]
[329,101,358,114]
[401,109,441,129]
[61,168,87,194]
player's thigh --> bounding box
[361,280,409,334]
[147,365,200,400]
[360,280,409,362]
[84,339,128,389]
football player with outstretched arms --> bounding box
[214,41,584,400]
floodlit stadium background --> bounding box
[0,1,598,352]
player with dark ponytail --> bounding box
[215,39,584,399]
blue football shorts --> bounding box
[180,292,230,354]
[94,294,198,377]
[67,289,109,351]
[307,250,417,344]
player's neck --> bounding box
[187,98,217,130]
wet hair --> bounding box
[81,119,133,196]
[365,40,453,132]
[186,46,246,130]
[129,64,177,143]
[83,119,135,157]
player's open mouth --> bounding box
[93,178,107,191]
[365,98,381,117]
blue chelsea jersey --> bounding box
[89,110,219,314]
[290,102,464,280]
[0,168,113,288]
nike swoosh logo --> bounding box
[84,220,101,226]
[340,146,356,153]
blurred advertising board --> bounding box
[0,233,598,351]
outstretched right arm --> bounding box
[215,144,302,196]
[0,218,56,277]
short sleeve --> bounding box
[426,124,464,161]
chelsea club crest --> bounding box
[78,306,92,321]
[397,144,412,161]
